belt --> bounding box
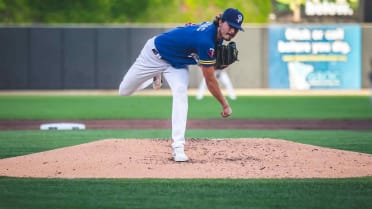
[152,48,159,55]
[151,48,163,60]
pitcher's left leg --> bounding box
[163,67,189,161]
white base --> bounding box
[40,123,86,130]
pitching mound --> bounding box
[1,138,372,179]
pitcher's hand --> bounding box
[221,105,232,118]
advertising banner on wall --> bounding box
[268,24,361,89]
[271,0,360,23]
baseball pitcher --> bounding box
[119,8,244,162]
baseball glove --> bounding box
[215,42,239,69]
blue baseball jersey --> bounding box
[154,22,221,69]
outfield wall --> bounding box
[0,25,371,89]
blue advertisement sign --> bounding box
[268,24,361,89]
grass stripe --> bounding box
[0,95,371,119]
[1,177,371,209]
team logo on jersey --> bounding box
[236,15,243,23]
[197,22,211,31]
[208,48,215,58]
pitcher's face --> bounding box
[218,21,238,41]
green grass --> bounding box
[0,177,371,209]
[0,95,371,119]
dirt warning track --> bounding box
[1,119,372,130]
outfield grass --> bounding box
[0,95,371,119]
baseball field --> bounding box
[0,90,372,208]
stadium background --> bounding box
[1,0,371,90]
[1,1,372,209]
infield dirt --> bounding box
[1,138,371,179]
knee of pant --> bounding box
[119,89,127,96]
[118,85,132,96]
[172,87,188,103]
[173,85,188,95]
[119,89,133,96]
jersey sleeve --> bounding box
[197,42,216,66]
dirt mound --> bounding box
[1,138,371,179]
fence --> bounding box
[0,25,371,89]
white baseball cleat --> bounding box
[172,147,189,162]
[152,74,162,90]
